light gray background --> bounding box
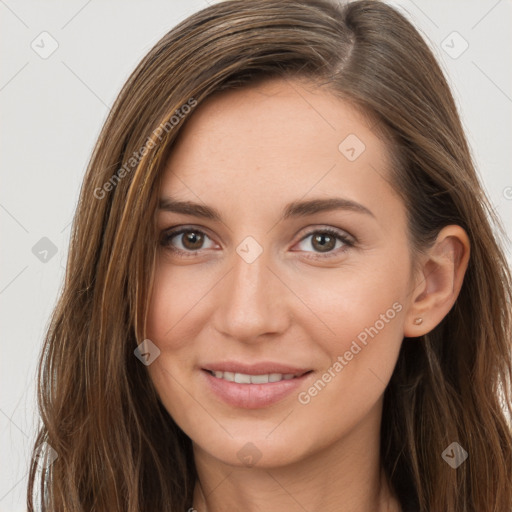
[1,1,511,510]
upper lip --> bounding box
[202,361,312,376]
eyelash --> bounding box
[159,226,355,260]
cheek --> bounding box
[293,255,408,408]
[293,256,408,351]
[145,262,208,348]
[144,266,204,422]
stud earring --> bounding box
[414,317,423,325]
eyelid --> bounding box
[160,224,355,258]
[297,225,355,245]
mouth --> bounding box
[203,369,312,384]
[200,364,314,409]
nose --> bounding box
[211,244,291,344]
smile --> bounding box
[207,370,300,384]
[201,367,313,409]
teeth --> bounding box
[250,374,269,384]
[234,373,251,384]
[223,371,234,381]
[210,371,297,383]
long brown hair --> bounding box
[27,1,512,510]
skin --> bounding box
[145,77,470,512]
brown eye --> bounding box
[295,228,354,258]
[181,231,204,250]
[160,228,215,255]
[311,232,337,253]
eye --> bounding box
[160,227,217,257]
[294,227,354,258]
[160,226,355,259]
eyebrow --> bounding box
[158,196,375,221]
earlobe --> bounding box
[404,225,470,337]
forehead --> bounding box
[159,78,397,222]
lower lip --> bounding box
[201,370,312,409]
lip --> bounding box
[200,361,313,409]
[201,361,311,376]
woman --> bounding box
[28,1,512,511]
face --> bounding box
[146,78,415,468]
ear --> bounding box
[404,225,470,337]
